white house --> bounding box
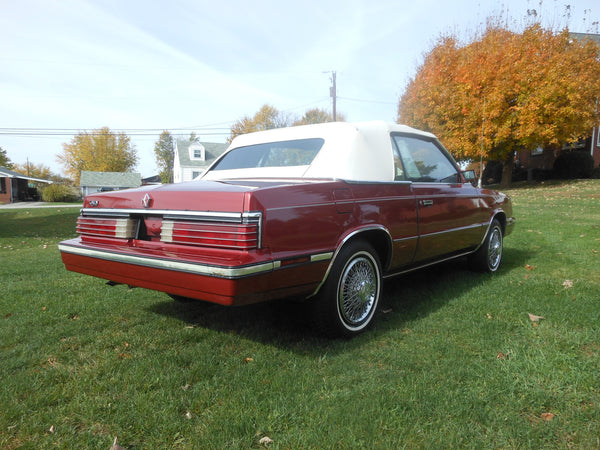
[173,140,228,183]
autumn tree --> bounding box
[294,108,330,125]
[58,127,138,185]
[398,21,600,186]
[228,104,291,142]
[154,131,175,184]
[13,162,53,180]
[0,146,13,169]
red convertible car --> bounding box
[59,121,514,337]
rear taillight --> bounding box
[77,216,137,239]
[161,220,258,250]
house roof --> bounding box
[142,175,162,184]
[80,171,142,188]
[0,166,53,184]
[176,140,228,168]
[570,32,600,46]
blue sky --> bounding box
[1,0,598,177]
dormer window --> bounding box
[189,144,206,161]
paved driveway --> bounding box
[0,202,82,209]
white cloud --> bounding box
[1,0,597,177]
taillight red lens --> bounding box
[77,217,137,239]
[161,220,258,250]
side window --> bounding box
[392,145,406,181]
[392,135,459,183]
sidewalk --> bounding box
[0,202,82,209]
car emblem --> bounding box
[142,193,153,208]
[89,200,99,207]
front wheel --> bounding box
[313,240,382,338]
[468,219,503,272]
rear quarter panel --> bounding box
[247,180,418,272]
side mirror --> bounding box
[462,170,478,186]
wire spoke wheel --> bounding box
[313,240,382,338]
[468,219,503,273]
[487,227,503,271]
[339,256,378,326]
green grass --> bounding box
[1,181,599,449]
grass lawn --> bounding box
[1,181,599,449]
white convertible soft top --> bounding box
[201,121,437,183]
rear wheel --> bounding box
[313,240,382,338]
[468,219,503,272]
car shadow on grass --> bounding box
[147,247,531,353]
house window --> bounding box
[562,139,586,151]
[531,146,544,156]
[189,144,206,161]
[0,178,5,194]
[192,171,202,179]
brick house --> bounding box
[515,32,600,175]
[515,132,600,174]
[0,166,53,204]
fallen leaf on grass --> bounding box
[541,412,555,421]
[185,411,192,420]
[259,436,274,446]
[110,437,127,450]
[486,313,493,319]
[528,313,545,322]
[49,425,55,433]
[562,280,574,289]
[4,313,12,319]
[525,264,536,271]
[497,351,508,360]
[46,357,59,368]
[243,357,254,364]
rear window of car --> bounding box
[211,138,325,171]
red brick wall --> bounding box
[0,177,12,204]
[516,126,600,171]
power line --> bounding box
[0,127,231,138]
[0,97,350,140]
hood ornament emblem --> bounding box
[142,193,153,208]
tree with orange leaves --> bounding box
[398,22,600,186]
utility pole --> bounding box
[478,97,485,188]
[329,71,337,121]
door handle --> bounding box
[419,199,434,207]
